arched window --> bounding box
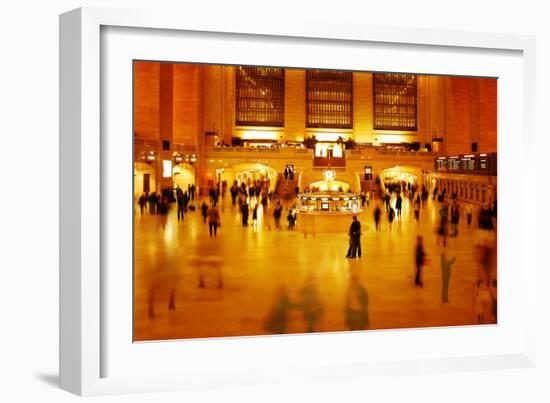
[236,66,284,127]
[373,73,418,131]
[306,70,353,128]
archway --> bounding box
[172,163,196,191]
[222,162,278,191]
[377,166,422,194]
[134,162,156,198]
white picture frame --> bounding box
[60,6,537,396]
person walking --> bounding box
[374,204,382,231]
[388,206,395,232]
[298,277,323,333]
[148,192,157,214]
[440,252,456,303]
[240,200,249,227]
[252,204,258,226]
[414,236,426,287]
[138,193,147,216]
[395,194,403,218]
[176,189,185,221]
[273,202,283,229]
[263,286,293,334]
[450,199,460,237]
[287,208,296,230]
[201,201,208,224]
[345,275,369,331]
[413,195,421,222]
[473,279,493,323]
[465,204,473,228]
[206,204,220,237]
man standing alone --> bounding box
[346,215,362,258]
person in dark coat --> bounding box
[374,205,382,231]
[414,236,426,287]
[201,201,208,224]
[241,201,249,227]
[346,215,362,258]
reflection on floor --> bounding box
[134,194,497,341]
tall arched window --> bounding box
[235,66,284,127]
[306,70,353,129]
[373,73,417,131]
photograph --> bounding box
[133,62,497,341]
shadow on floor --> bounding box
[35,373,59,388]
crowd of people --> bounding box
[137,173,498,332]
[344,179,497,325]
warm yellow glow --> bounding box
[311,132,346,142]
[375,134,417,144]
[315,142,343,157]
[240,130,280,141]
[162,160,172,178]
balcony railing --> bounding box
[205,147,314,158]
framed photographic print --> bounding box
[60,6,537,396]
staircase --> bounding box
[275,173,299,199]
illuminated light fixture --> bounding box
[464,154,474,158]
[240,130,279,141]
[162,160,172,178]
[209,159,214,162]
[311,132,345,142]
[310,198,317,201]
[146,155,155,161]
[321,198,329,201]
[437,157,446,160]
[343,197,350,201]
[375,134,410,144]
[480,153,487,157]
[449,156,458,159]
[323,169,336,182]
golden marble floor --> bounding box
[134,195,497,341]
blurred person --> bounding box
[440,252,456,303]
[413,195,421,222]
[176,188,185,221]
[207,204,220,237]
[157,196,168,230]
[201,201,208,224]
[473,279,493,323]
[273,201,283,229]
[298,276,323,333]
[241,200,249,227]
[437,201,449,247]
[137,193,147,216]
[395,193,403,218]
[230,181,238,206]
[374,204,382,231]
[414,236,426,287]
[388,206,395,232]
[450,199,460,237]
[252,203,258,227]
[345,275,369,331]
[263,286,293,334]
[148,192,157,214]
[287,207,296,230]
[465,204,473,228]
